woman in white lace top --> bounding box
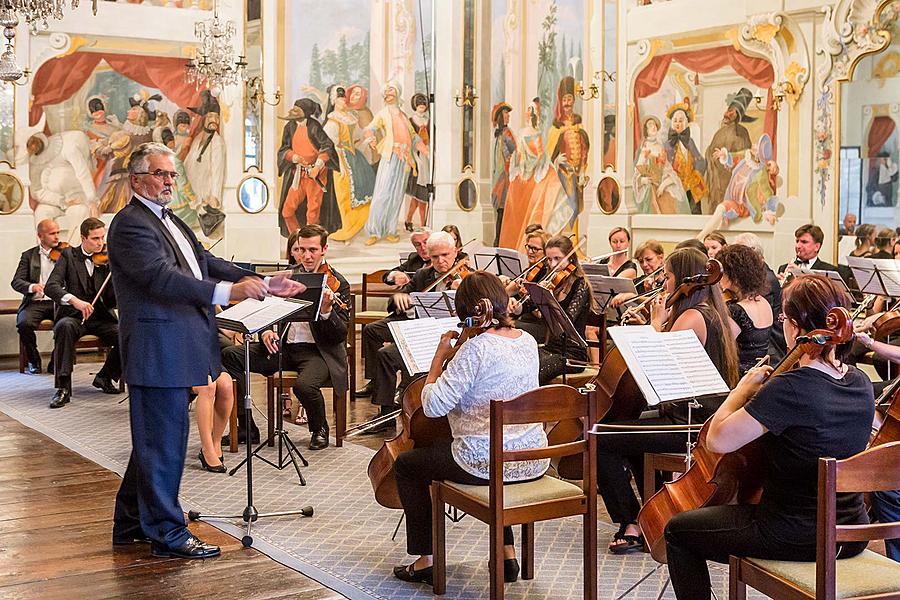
[392,271,547,587]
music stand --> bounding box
[523,282,588,384]
[410,290,456,319]
[808,269,852,295]
[847,257,900,297]
[190,295,314,548]
[583,271,636,320]
[473,247,526,278]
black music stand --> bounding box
[190,296,314,547]
[410,290,456,318]
[473,247,526,278]
[523,282,588,384]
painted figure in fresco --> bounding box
[277,98,340,237]
[172,110,193,159]
[363,82,422,246]
[27,130,95,244]
[184,91,227,237]
[157,126,200,230]
[665,97,707,215]
[545,76,590,234]
[491,102,515,247]
[83,96,120,189]
[95,92,158,214]
[500,98,550,250]
[404,93,431,233]
[323,85,376,243]
[704,87,754,213]
[633,116,690,214]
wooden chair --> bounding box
[729,441,900,600]
[431,384,598,599]
[18,319,53,373]
[642,451,688,501]
[356,269,392,325]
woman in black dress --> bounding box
[717,244,773,374]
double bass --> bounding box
[638,307,854,563]
[367,299,494,509]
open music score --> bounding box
[388,316,461,375]
[608,326,729,405]
[216,296,312,334]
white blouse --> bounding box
[421,331,549,481]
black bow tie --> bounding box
[668,129,693,147]
[795,258,807,265]
[162,207,174,220]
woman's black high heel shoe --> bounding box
[199,451,226,473]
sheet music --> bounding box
[388,317,461,374]
[216,296,311,334]
[473,247,527,278]
[848,257,900,296]
[410,290,457,319]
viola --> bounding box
[367,299,494,508]
[637,307,854,563]
[48,242,70,262]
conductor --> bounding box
[108,142,303,559]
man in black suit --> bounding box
[222,224,350,450]
[777,223,841,279]
[11,219,60,374]
[44,217,121,407]
[369,231,460,423]
[107,142,302,559]
[355,227,431,398]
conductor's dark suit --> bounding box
[44,246,120,390]
[108,197,251,548]
[10,246,55,370]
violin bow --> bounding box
[82,271,113,325]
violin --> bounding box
[872,300,900,342]
[422,257,472,293]
[91,247,109,267]
[316,262,348,311]
[871,377,900,448]
[638,307,854,563]
[541,262,577,292]
[367,299,494,508]
[48,242,70,262]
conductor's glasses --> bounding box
[135,170,179,181]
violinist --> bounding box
[441,224,469,261]
[718,244,773,374]
[392,272,548,585]
[702,231,727,260]
[221,224,350,450]
[599,227,637,278]
[10,219,61,374]
[511,235,594,384]
[610,239,665,311]
[366,231,464,426]
[504,229,549,342]
[665,275,873,599]
[382,227,431,287]
[44,217,122,408]
[596,247,739,555]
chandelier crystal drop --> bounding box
[184,1,247,94]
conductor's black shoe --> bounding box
[92,374,119,394]
[25,362,41,375]
[49,388,70,408]
[355,381,374,397]
[150,535,220,559]
[308,427,329,450]
[112,533,151,546]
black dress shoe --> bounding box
[92,374,119,394]
[308,427,329,450]
[150,535,221,559]
[112,532,151,546]
[25,362,41,375]
[355,381,374,397]
[221,429,261,447]
[504,558,520,583]
[198,451,227,473]
[393,563,433,584]
[49,388,71,409]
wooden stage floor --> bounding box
[0,411,346,600]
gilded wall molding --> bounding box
[738,12,810,107]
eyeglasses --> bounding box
[135,170,179,181]
[525,245,543,253]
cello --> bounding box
[638,307,854,563]
[367,299,494,509]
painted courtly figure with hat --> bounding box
[490,102,515,245]
[184,90,227,237]
[323,84,376,242]
[84,96,120,188]
[172,110,193,158]
[404,92,431,233]
[633,115,690,214]
[95,91,159,213]
[500,98,549,249]
[277,97,340,237]
[703,86,754,213]
[665,96,707,215]
[545,75,589,234]
[362,81,423,246]
[156,126,200,230]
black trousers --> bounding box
[362,314,406,380]
[373,343,410,408]
[221,341,332,434]
[394,442,513,556]
[664,505,865,600]
[16,300,54,368]
[53,315,121,390]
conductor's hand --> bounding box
[70,297,93,321]
[231,277,269,301]
[261,330,279,354]
[268,275,306,298]
[393,292,412,312]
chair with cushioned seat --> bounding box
[729,441,900,600]
[430,384,598,599]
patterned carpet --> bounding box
[0,365,752,600]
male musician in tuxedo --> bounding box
[11,219,61,374]
[777,224,855,291]
[383,227,431,287]
[44,217,121,408]
[368,231,460,427]
[107,142,302,559]
[222,224,350,450]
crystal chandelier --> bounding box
[0,1,99,83]
[185,1,247,96]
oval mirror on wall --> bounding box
[237,175,269,214]
[0,172,24,214]
[597,175,620,215]
[456,178,477,211]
